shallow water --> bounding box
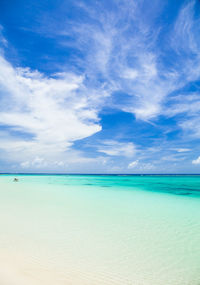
[0,175,200,284]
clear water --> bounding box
[0,174,200,285]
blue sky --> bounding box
[0,0,200,173]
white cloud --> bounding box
[98,141,136,157]
[0,55,105,167]
[192,157,200,165]
[162,155,185,162]
[180,118,200,138]
[176,148,191,153]
[164,94,200,118]
[121,69,138,80]
[128,160,154,171]
[172,0,199,56]
[138,162,154,171]
[55,161,65,167]
[20,161,30,168]
[20,156,46,169]
[164,93,200,138]
[128,160,139,168]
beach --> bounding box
[0,175,200,284]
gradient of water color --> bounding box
[0,174,200,285]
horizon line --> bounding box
[1,173,200,176]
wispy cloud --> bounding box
[1,0,200,172]
[0,25,8,48]
[98,140,136,157]
[52,0,200,123]
[128,160,139,168]
[128,160,154,171]
[175,148,191,153]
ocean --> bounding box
[0,174,200,284]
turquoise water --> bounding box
[2,174,200,195]
[0,175,200,284]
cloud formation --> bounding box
[192,157,200,165]
[0,0,200,172]
[54,0,200,122]
[128,160,139,168]
[0,56,102,166]
[98,141,136,157]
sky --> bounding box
[0,0,200,173]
